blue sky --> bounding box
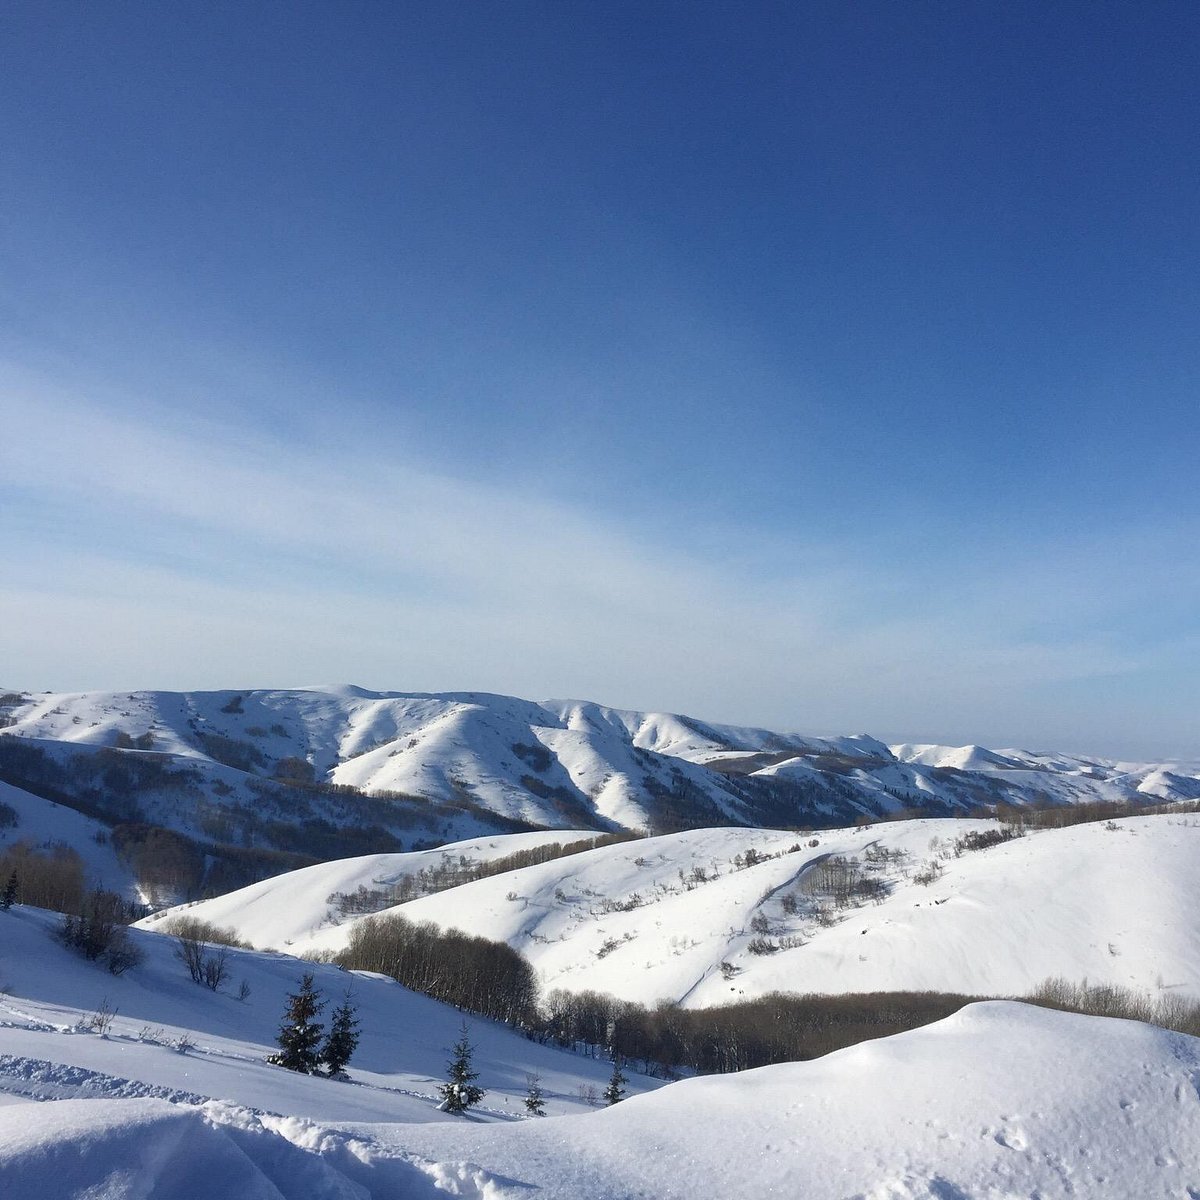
[1,2,1197,757]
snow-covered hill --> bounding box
[136,830,599,951]
[156,813,1200,1008]
[2,686,1196,877]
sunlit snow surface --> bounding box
[159,815,1200,1006]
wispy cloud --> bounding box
[1,365,1194,757]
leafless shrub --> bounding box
[60,890,143,974]
[596,933,634,959]
[201,947,230,991]
[83,997,117,1036]
[175,936,207,983]
[105,933,144,975]
[1026,977,1200,1037]
[175,933,231,991]
[952,828,1020,856]
[864,844,907,866]
[160,916,249,948]
[913,860,943,886]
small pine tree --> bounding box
[266,973,325,1073]
[438,1020,485,1114]
[320,990,361,1077]
[0,871,16,911]
[523,1072,546,1116]
[603,1055,627,1106]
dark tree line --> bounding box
[995,797,1200,830]
[0,841,88,914]
[334,911,981,1078]
[538,987,982,1075]
[336,913,539,1027]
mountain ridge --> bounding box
[1,685,1196,872]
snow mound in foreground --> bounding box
[0,1096,511,1200]
[0,1098,362,1200]
[388,1000,1200,1200]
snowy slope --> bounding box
[2,1001,1198,1198]
[208,815,1200,1008]
[0,905,658,1125]
[135,830,598,950]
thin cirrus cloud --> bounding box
[0,372,1190,758]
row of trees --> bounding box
[539,986,981,1075]
[0,840,88,914]
[995,797,1200,830]
[331,910,983,1079]
[335,913,539,1027]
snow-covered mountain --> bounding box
[3,686,1196,875]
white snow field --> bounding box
[4,689,1200,1195]
[165,814,1200,1007]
